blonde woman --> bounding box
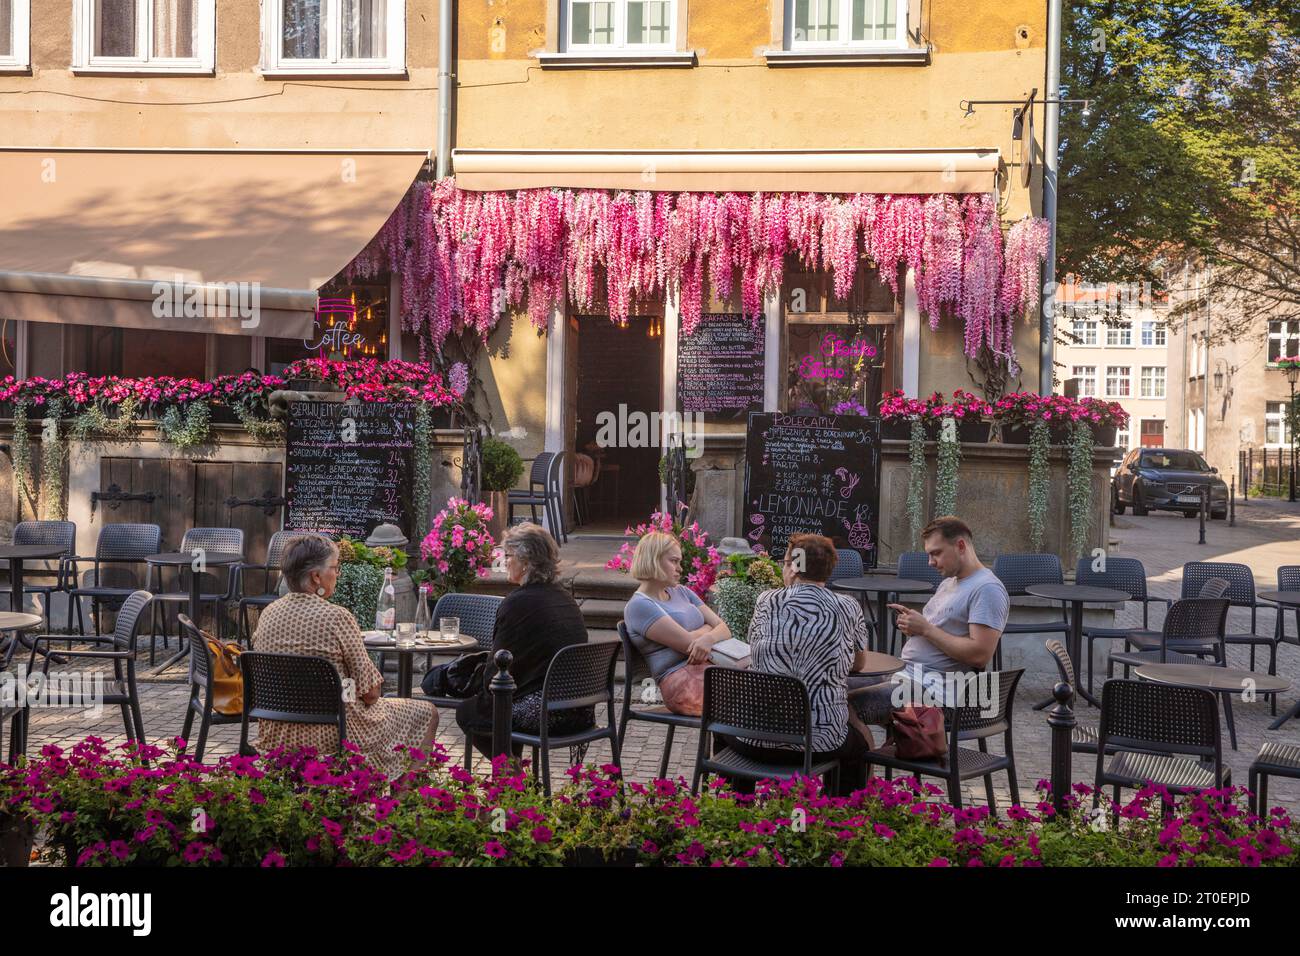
[622,531,730,716]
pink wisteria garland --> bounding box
[346,180,1049,363]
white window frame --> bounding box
[1139,365,1166,399]
[0,0,30,71]
[788,0,908,50]
[1265,402,1293,447]
[1105,320,1133,347]
[1267,320,1300,366]
[72,0,215,74]
[1116,425,1132,450]
[1071,365,1097,397]
[564,0,677,52]
[1140,320,1166,347]
[261,0,406,76]
[1072,318,1097,346]
[1105,365,1131,398]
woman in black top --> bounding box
[455,523,590,758]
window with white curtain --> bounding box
[265,0,405,73]
[0,0,30,70]
[1105,366,1131,398]
[1072,318,1097,346]
[565,1,675,50]
[1105,320,1133,347]
[1140,320,1166,346]
[1265,402,1292,446]
[1071,366,1097,397]
[790,0,907,47]
[73,0,213,72]
[1140,366,1166,399]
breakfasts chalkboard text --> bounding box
[677,313,765,417]
[285,401,414,540]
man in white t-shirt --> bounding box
[849,515,1009,746]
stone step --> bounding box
[578,597,629,630]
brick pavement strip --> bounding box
[16,500,1300,811]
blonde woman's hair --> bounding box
[630,531,681,582]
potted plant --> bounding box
[712,553,783,639]
[329,536,406,628]
[421,497,498,597]
[606,506,721,599]
[480,437,524,542]
[0,768,35,868]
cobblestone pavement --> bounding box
[16,498,1300,810]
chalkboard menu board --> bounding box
[677,313,765,417]
[285,401,414,540]
[743,412,881,566]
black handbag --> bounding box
[421,651,489,699]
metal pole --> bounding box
[1229,474,1236,527]
[1289,380,1296,502]
[436,0,454,180]
[1039,0,1064,396]
[1247,447,1252,499]
[1047,681,1075,817]
[489,649,516,762]
[1198,487,1207,544]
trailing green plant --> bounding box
[933,416,961,518]
[481,436,524,492]
[69,396,142,443]
[413,402,433,543]
[657,453,697,500]
[158,401,211,451]
[38,398,68,521]
[330,562,386,629]
[233,397,283,442]
[1068,420,1096,558]
[713,554,783,640]
[1027,419,1052,551]
[11,401,32,519]
[906,417,926,546]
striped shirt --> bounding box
[747,584,868,752]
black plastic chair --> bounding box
[0,682,26,763]
[692,668,841,795]
[864,669,1024,813]
[1045,639,1108,755]
[510,641,621,796]
[1093,679,1229,814]
[237,651,347,758]
[1184,562,1281,679]
[992,553,1070,670]
[1074,556,1170,696]
[7,520,77,633]
[236,530,304,645]
[829,549,864,581]
[65,523,162,640]
[177,613,243,763]
[1273,566,1300,648]
[150,527,244,652]
[1122,577,1228,655]
[1109,596,1230,674]
[26,590,153,747]
[508,451,567,543]
[422,592,503,768]
[897,551,945,588]
[616,621,701,779]
[1248,742,1300,817]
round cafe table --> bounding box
[145,551,244,674]
[1259,591,1300,730]
[1025,583,1130,710]
[364,632,479,698]
[0,610,45,669]
[0,544,67,664]
[851,650,905,678]
[1135,662,1290,751]
[830,576,936,653]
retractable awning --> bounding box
[451,148,1000,194]
[0,149,428,339]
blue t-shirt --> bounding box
[623,586,705,681]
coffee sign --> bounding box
[743,411,881,566]
[677,313,765,417]
[285,400,414,540]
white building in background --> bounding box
[1055,279,1170,452]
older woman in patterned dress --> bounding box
[251,535,438,777]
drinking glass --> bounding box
[439,616,460,642]
[395,622,417,649]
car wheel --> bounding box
[1183,510,1198,518]
[1132,485,1148,516]
[1212,509,1227,520]
[1111,486,1126,515]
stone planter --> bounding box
[483,490,510,543]
[0,815,34,867]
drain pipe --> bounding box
[1039,0,1063,395]
[436,0,453,179]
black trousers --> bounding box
[724,723,868,797]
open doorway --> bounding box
[573,315,664,533]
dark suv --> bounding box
[1112,448,1228,519]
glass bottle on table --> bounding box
[413,582,432,641]
[374,568,397,631]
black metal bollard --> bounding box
[1198,488,1207,545]
[1230,475,1236,527]
[489,649,516,761]
[1047,681,1076,818]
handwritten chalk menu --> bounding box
[677,313,765,417]
[743,412,881,567]
[285,401,414,540]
